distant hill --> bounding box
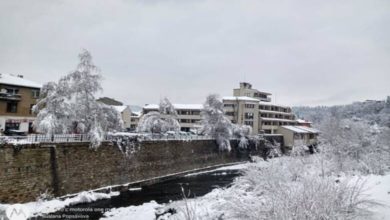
[293,96,390,127]
[129,105,142,113]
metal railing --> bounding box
[0,133,214,145]
[0,134,98,144]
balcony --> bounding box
[259,97,271,102]
[0,92,21,101]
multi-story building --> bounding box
[130,111,141,131]
[0,73,41,134]
[223,82,297,134]
[142,104,203,132]
[137,83,297,135]
[112,105,132,130]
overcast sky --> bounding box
[0,0,389,107]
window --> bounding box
[224,104,235,108]
[244,104,255,108]
[6,87,19,95]
[191,111,200,115]
[244,112,254,119]
[226,112,235,116]
[244,121,253,126]
[32,89,40,98]
[6,102,18,113]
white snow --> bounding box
[0,191,119,218]
[101,201,162,220]
[280,125,310,133]
[112,105,129,113]
[143,104,203,110]
[364,173,390,220]
[0,73,41,88]
[222,96,260,102]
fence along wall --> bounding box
[0,139,262,203]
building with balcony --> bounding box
[130,111,141,131]
[0,73,41,134]
[142,104,203,132]
[223,82,297,134]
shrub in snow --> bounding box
[137,98,180,134]
[319,118,390,175]
[233,124,252,149]
[33,50,123,148]
[108,133,141,157]
[200,94,233,151]
[224,157,377,220]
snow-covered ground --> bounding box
[102,201,162,220]
[365,174,390,220]
[0,191,119,218]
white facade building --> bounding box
[142,104,203,132]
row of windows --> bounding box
[260,113,294,120]
[262,121,296,126]
[226,111,235,116]
[5,102,35,114]
[180,119,200,123]
[244,112,254,119]
[224,104,236,108]
[2,87,40,98]
[244,104,255,108]
[244,121,253,126]
[253,93,268,99]
[259,105,291,112]
[177,110,200,115]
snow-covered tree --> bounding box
[233,124,252,148]
[33,49,123,148]
[201,94,233,151]
[137,97,180,133]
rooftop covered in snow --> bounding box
[0,73,41,89]
[143,104,203,110]
[222,96,260,102]
[280,126,320,134]
[112,105,129,113]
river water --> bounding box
[32,168,242,220]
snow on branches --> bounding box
[200,94,233,151]
[33,49,123,148]
[137,98,180,133]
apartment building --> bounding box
[137,83,297,135]
[113,105,132,130]
[143,104,203,132]
[0,73,41,134]
[222,96,260,133]
[130,111,141,131]
[223,82,297,134]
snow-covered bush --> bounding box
[137,98,180,133]
[33,50,123,148]
[200,94,233,151]
[319,118,390,175]
[224,157,376,220]
[233,124,252,149]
